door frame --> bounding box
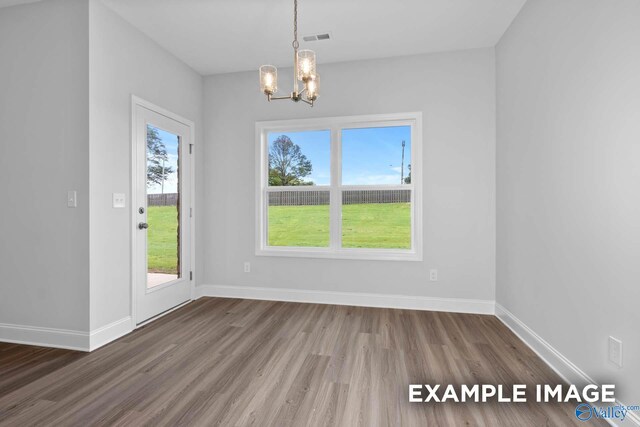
[130,95,196,326]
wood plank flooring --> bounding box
[0,298,605,426]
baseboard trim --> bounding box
[495,303,591,385]
[196,284,495,315]
[0,316,135,353]
[495,303,640,427]
[89,316,133,351]
[0,322,89,351]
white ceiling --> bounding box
[103,0,526,76]
[0,0,41,8]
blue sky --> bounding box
[268,126,411,186]
[269,130,331,185]
[148,126,180,195]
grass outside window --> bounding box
[267,202,410,249]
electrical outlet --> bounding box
[67,191,77,208]
[429,269,438,281]
[244,262,251,273]
[608,336,623,368]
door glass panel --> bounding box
[146,125,181,288]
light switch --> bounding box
[67,191,77,208]
[609,336,623,368]
[113,193,126,208]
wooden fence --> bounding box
[150,190,411,207]
[148,193,179,206]
[269,191,329,206]
[268,189,410,206]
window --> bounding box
[256,113,422,260]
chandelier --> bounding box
[259,0,319,107]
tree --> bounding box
[404,164,412,184]
[269,135,314,186]
[147,126,174,188]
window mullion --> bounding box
[330,126,342,251]
[261,131,268,250]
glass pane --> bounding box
[342,126,412,186]
[268,130,330,186]
[268,191,330,247]
[342,190,411,249]
[146,125,181,288]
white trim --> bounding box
[495,303,589,385]
[189,122,197,299]
[255,246,421,261]
[0,323,89,351]
[89,317,133,351]
[195,284,495,315]
[255,112,423,262]
[131,96,194,128]
[256,112,422,130]
[0,316,136,352]
[130,95,196,326]
[130,96,138,325]
[136,300,192,328]
[496,303,640,427]
[265,185,331,192]
[330,126,342,251]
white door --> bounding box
[133,101,193,324]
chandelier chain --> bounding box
[292,0,299,50]
[260,0,317,106]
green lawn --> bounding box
[268,203,411,248]
[147,206,179,274]
[147,203,410,273]
[268,205,330,247]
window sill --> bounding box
[255,247,422,262]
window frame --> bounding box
[255,112,423,261]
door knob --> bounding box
[138,222,149,230]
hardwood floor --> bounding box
[0,298,604,426]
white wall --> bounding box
[89,0,203,331]
[497,0,640,406]
[0,0,90,332]
[202,49,496,303]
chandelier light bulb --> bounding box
[297,50,316,81]
[306,74,319,101]
[260,65,277,95]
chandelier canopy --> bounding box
[259,0,319,107]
